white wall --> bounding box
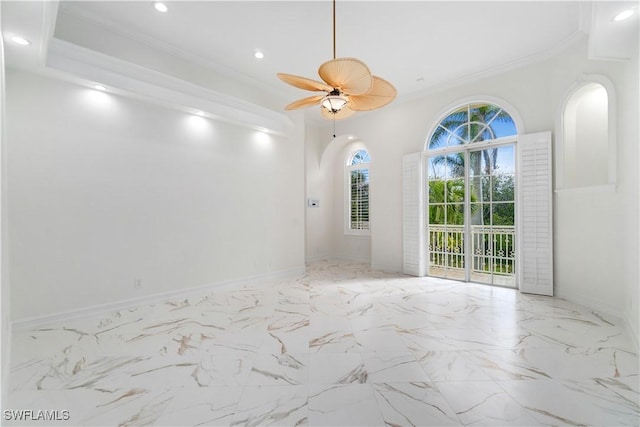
[621,45,639,343]
[550,40,638,334]
[1,7,13,408]
[305,133,372,263]
[6,70,305,321]
[304,124,332,261]
[307,37,639,335]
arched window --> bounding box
[346,149,370,233]
[428,103,517,150]
[424,102,519,287]
[557,78,615,190]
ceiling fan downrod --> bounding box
[332,0,336,60]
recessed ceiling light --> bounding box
[613,9,634,22]
[93,84,107,91]
[254,49,265,60]
[11,35,31,46]
[153,2,168,13]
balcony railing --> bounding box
[427,224,516,285]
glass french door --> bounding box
[427,144,516,287]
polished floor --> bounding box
[7,261,640,426]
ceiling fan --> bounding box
[277,0,396,120]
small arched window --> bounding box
[346,149,370,233]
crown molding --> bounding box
[397,30,588,105]
[57,4,285,101]
[46,38,293,135]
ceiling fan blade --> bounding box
[277,73,333,92]
[321,105,356,120]
[318,58,373,96]
[348,76,397,111]
[285,95,325,110]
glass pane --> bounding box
[483,148,499,174]
[491,117,517,138]
[350,150,370,165]
[447,203,465,225]
[446,179,465,203]
[429,126,449,150]
[494,145,515,174]
[470,177,481,203]
[440,107,468,134]
[444,154,465,179]
[429,204,445,224]
[469,150,490,176]
[429,179,445,203]
[447,129,466,146]
[469,122,494,143]
[470,177,490,203]
[492,203,514,226]
[471,203,490,226]
[428,157,445,180]
[492,175,515,202]
[481,105,503,123]
[470,203,481,225]
[469,151,480,177]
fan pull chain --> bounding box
[333,114,340,138]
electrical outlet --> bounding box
[135,278,142,289]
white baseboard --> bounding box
[12,265,305,332]
[305,255,372,265]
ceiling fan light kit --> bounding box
[321,92,348,113]
[277,0,396,120]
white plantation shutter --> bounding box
[403,153,426,276]
[518,132,553,296]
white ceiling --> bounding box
[2,1,638,121]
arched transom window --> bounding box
[429,103,517,150]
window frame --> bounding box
[345,149,371,236]
[423,99,522,286]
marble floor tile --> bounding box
[436,380,541,426]
[415,350,492,382]
[308,353,367,384]
[498,378,640,426]
[373,382,460,426]
[230,385,307,426]
[307,384,384,426]
[362,352,430,383]
[247,353,308,385]
[353,329,410,353]
[7,260,639,426]
[308,330,360,353]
